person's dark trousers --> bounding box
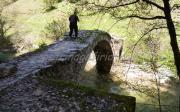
[69,24,78,38]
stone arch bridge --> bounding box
[0,30,123,91]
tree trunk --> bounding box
[163,0,180,79]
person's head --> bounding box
[74,11,77,15]
[74,8,78,15]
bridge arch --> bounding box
[93,40,113,74]
[73,30,114,76]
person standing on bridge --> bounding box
[69,10,79,38]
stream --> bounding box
[80,52,180,112]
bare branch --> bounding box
[114,15,166,20]
[4,25,13,34]
[171,4,180,11]
[125,26,167,75]
[107,19,120,32]
[142,0,164,11]
[89,0,140,9]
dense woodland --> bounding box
[0,0,180,112]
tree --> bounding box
[0,1,15,51]
[77,0,180,79]
[0,5,14,48]
[0,14,7,40]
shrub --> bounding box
[43,0,63,11]
[45,19,67,40]
[68,0,81,3]
[38,41,47,50]
[0,14,14,51]
[43,0,58,11]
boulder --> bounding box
[0,64,17,78]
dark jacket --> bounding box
[69,14,79,26]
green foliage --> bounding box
[124,32,177,73]
[45,19,67,40]
[160,51,176,73]
[43,0,64,11]
[43,0,59,11]
[0,14,7,40]
[38,41,47,48]
[35,41,47,52]
[0,14,14,49]
[0,0,18,10]
[68,0,81,3]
